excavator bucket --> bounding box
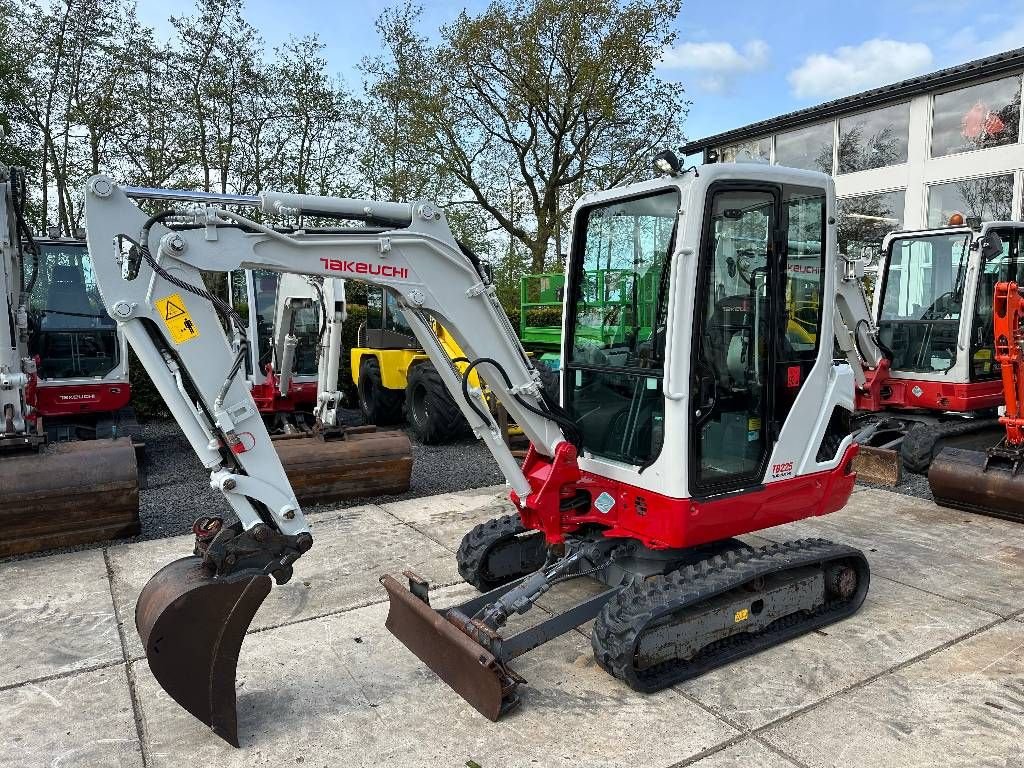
[273,429,412,505]
[928,447,1024,523]
[380,574,521,721]
[135,556,271,746]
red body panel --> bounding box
[250,367,318,414]
[33,382,131,417]
[855,360,1002,413]
[512,443,859,550]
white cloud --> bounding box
[788,39,934,100]
[660,39,769,92]
[945,17,1024,59]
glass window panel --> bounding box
[565,189,677,466]
[784,189,826,357]
[838,190,906,266]
[878,232,972,374]
[774,122,834,174]
[23,242,119,379]
[718,137,771,164]
[837,103,910,173]
[932,75,1022,157]
[927,174,1014,228]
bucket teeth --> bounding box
[135,556,271,746]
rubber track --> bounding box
[591,538,869,692]
[456,514,545,592]
[900,418,1000,475]
[406,362,470,444]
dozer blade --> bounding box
[852,445,902,486]
[135,556,271,746]
[0,437,139,557]
[929,447,1024,523]
[274,429,412,505]
[380,574,520,721]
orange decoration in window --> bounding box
[962,101,1006,140]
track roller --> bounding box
[456,513,547,591]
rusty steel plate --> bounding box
[0,438,139,556]
[852,445,901,486]
[274,430,412,505]
[380,574,518,722]
[136,556,271,747]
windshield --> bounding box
[878,232,971,374]
[22,242,119,379]
[565,189,678,466]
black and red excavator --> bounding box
[928,223,1024,521]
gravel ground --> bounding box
[136,408,504,541]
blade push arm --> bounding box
[84,176,566,544]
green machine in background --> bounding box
[519,268,659,368]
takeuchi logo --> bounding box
[319,258,408,279]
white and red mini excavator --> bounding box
[83,158,868,746]
[1,166,138,557]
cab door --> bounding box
[690,185,779,495]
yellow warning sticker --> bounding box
[154,293,200,345]
[734,608,750,623]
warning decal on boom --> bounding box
[155,293,200,344]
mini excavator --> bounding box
[83,159,868,746]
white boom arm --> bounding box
[84,177,564,538]
[832,252,887,387]
[0,168,38,444]
[265,272,346,429]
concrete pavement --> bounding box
[1,485,1022,767]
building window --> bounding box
[927,174,1014,228]
[718,137,771,164]
[931,75,1022,157]
[837,103,910,173]
[838,190,906,265]
[774,122,834,175]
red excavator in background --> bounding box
[233,268,413,505]
[928,223,1024,521]
[1,165,138,557]
[838,219,1018,483]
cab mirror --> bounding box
[980,230,1003,261]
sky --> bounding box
[133,0,1024,148]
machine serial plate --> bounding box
[154,293,200,345]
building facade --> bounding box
[681,48,1024,263]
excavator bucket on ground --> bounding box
[135,556,272,747]
[273,428,412,505]
[0,438,139,557]
[928,447,1024,523]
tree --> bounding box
[382,0,686,273]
